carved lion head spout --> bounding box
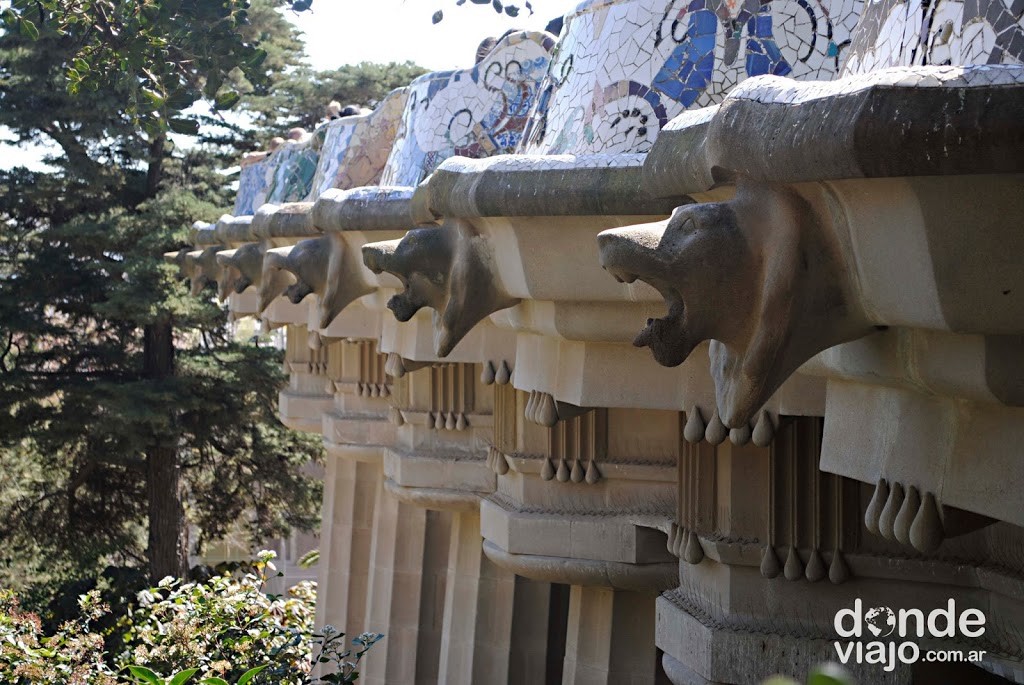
[215,242,265,303]
[598,181,874,428]
[257,246,298,315]
[263,236,331,311]
[362,222,518,358]
[185,245,225,297]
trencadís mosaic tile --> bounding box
[518,0,863,155]
[843,0,1024,73]
[379,30,557,187]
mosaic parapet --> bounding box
[234,156,271,216]
[843,0,1024,75]
[379,30,557,187]
[308,87,410,198]
[518,0,863,156]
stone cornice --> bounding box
[424,154,685,218]
[642,65,1024,199]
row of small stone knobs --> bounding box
[683,407,776,446]
[539,455,601,484]
[864,479,944,554]
[356,382,390,398]
[430,411,469,431]
[761,545,851,584]
[668,524,851,583]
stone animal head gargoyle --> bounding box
[215,242,265,303]
[257,246,299,315]
[362,221,518,357]
[184,245,226,297]
[263,235,332,317]
[597,181,873,428]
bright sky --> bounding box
[290,0,578,71]
[0,0,579,170]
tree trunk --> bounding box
[144,311,188,580]
[142,135,187,580]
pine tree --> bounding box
[0,1,326,587]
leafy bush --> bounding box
[121,551,315,682]
[0,551,382,684]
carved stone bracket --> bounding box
[262,235,332,311]
[215,242,265,303]
[598,181,872,428]
[257,245,299,315]
[184,245,227,297]
[362,220,519,357]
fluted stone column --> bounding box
[361,487,451,685]
[316,453,379,633]
[438,511,552,685]
[562,586,658,685]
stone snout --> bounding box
[257,246,299,315]
[261,235,332,313]
[597,181,873,428]
[215,242,265,303]
[184,245,226,297]
[362,221,519,357]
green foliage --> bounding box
[0,0,309,134]
[0,553,382,684]
[122,552,315,683]
[0,0,323,591]
[242,61,429,132]
[0,589,116,684]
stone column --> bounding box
[315,452,379,633]
[361,486,451,685]
[562,586,658,685]
[437,511,551,685]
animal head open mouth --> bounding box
[387,292,422,322]
[632,290,699,367]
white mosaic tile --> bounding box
[518,0,863,156]
[379,30,557,187]
[843,0,1024,73]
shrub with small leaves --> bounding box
[0,589,117,684]
[120,551,315,683]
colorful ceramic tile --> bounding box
[518,0,863,155]
[380,30,557,187]
[843,0,1024,73]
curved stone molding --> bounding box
[213,213,255,246]
[642,65,1024,197]
[362,221,519,357]
[380,30,557,187]
[250,202,318,242]
[518,0,862,156]
[597,182,872,428]
[482,541,678,593]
